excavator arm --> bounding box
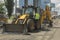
[15,14,29,24]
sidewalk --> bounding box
[51,29,60,40]
[51,19,60,40]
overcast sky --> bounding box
[51,0,60,15]
[51,0,60,8]
[51,0,60,5]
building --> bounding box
[14,0,51,9]
[13,0,52,15]
[0,0,51,15]
[51,11,58,17]
[15,0,51,8]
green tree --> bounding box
[4,0,14,18]
[0,3,5,14]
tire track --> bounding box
[41,28,57,40]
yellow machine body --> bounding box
[40,6,52,26]
[3,6,53,33]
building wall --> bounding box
[19,0,24,8]
[13,0,51,15]
[51,11,58,18]
[14,0,51,9]
[19,0,33,7]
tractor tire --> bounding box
[27,19,35,32]
[37,21,41,30]
[23,24,28,34]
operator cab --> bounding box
[22,6,38,19]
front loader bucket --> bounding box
[3,24,26,33]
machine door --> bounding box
[25,8,34,18]
[25,8,33,14]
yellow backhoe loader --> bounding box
[3,5,53,34]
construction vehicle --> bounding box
[41,5,53,28]
[3,0,53,33]
[3,6,41,33]
[3,5,53,34]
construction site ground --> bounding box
[0,18,60,40]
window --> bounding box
[19,0,24,7]
[28,0,33,6]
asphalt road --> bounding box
[0,19,60,40]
